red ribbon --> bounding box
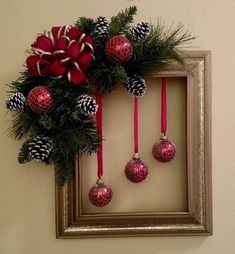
[161,78,167,135]
[96,94,103,178]
[134,96,139,154]
[26,26,94,85]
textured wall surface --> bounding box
[0,0,235,253]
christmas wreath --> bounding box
[6,6,194,187]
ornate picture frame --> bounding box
[56,51,212,238]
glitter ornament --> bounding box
[125,154,148,183]
[152,136,176,162]
[105,35,133,63]
[27,86,53,113]
[89,178,113,207]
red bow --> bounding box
[26,26,94,85]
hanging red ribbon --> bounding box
[161,78,167,136]
[134,96,139,154]
[96,94,103,178]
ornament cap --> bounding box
[132,153,140,160]
[160,133,168,140]
[96,177,104,185]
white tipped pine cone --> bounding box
[126,75,147,97]
[28,136,52,162]
[131,21,150,40]
[6,92,26,111]
[76,95,98,115]
[93,16,109,37]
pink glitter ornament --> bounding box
[152,137,176,162]
[125,154,148,183]
[89,178,112,207]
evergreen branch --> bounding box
[75,17,95,34]
[18,140,31,163]
[55,159,74,186]
[7,70,100,186]
[77,118,100,154]
[126,21,195,75]
[9,111,32,140]
[50,116,99,161]
[109,6,137,35]
[88,63,127,94]
[6,7,195,185]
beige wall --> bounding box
[0,0,235,253]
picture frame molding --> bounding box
[55,50,212,238]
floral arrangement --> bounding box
[6,6,193,188]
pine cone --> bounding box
[126,75,147,97]
[6,92,26,111]
[93,16,109,37]
[131,21,150,40]
[76,95,98,115]
[28,136,52,162]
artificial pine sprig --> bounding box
[7,6,194,185]
[18,140,31,163]
[7,71,100,185]
[55,159,74,186]
[126,22,195,75]
[109,6,137,36]
[75,17,95,34]
[88,63,127,94]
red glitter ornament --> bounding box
[89,178,112,207]
[105,35,133,63]
[152,137,176,162]
[125,154,148,183]
[27,86,53,113]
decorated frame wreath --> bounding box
[6,6,194,198]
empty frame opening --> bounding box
[80,77,187,214]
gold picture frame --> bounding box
[56,51,212,238]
